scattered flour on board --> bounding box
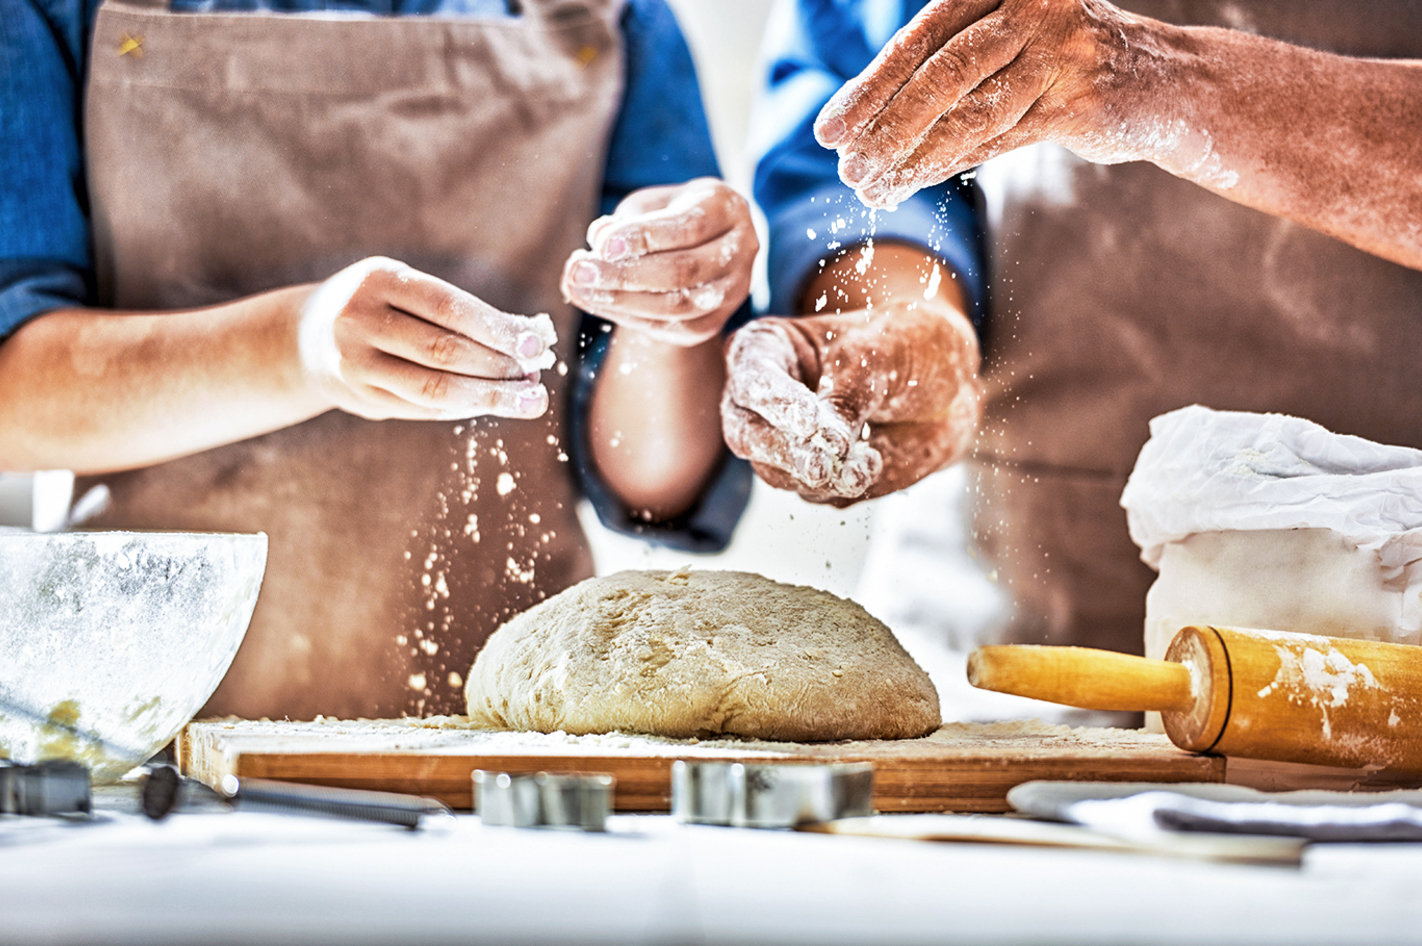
[191,716,1175,759]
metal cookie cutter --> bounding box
[671,760,874,829]
[473,771,614,831]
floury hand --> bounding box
[721,300,982,506]
[298,256,557,422]
[560,178,757,345]
[813,0,1422,271]
[814,0,1167,209]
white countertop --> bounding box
[2,792,1421,946]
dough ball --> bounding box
[464,568,941,741]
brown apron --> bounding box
[78,0,625,719]
[971,0,1422,655]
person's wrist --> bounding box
[1140,23,1241,187]
[281,283,341,415]
[916,286,969,323]
[1083,11,1207,173]
[608,319,722,360]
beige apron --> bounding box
[971,0,1422,655]
[79,0,625,719]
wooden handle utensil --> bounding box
[968,626,1422,772]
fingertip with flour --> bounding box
[514,313,557,373]
[816,112,848,147]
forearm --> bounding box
[0,286,323,473]
[1105,15,1422,267]
[588,328,727,521]
[801,240,972,328]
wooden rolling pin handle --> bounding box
[966,645,1197,714]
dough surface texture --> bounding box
[464,568,941,741]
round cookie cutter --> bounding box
[671,760,875,829]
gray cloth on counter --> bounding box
[1009,781,1422,843]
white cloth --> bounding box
[1121,405,1422,574]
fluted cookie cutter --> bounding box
[472,770,615,831]
[671,760,874,829]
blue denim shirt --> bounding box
[0,0,751,551]
[751,0,987,327]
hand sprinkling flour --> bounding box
[297,256,556,422]
[812,0,1422,269]
[815,0,1222,209]
[560,177,757,347]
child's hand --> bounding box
[298,257,556,421]
[560,178,758,347]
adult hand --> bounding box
[721,301,983,506]
[815,0,1154,208]
[560,178,758,346]
[298,256,556,421]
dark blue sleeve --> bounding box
[0,0,100,339]
[751,0,987,325]
[569,0,752,553]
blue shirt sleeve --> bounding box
[0,0,101,338]
[750,0,987,326]
[570,0,752,554]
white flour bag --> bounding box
[1121,405,1422,664]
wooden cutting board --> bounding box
[179,718,1225,813]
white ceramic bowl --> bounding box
[0,530,267,781]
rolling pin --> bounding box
[967,626,1422,772]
